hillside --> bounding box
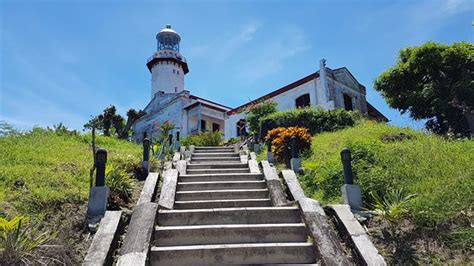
[299,121,473,263]
[0,128,142,263]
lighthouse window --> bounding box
[173,69,175,73]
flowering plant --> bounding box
[265,126,311,164]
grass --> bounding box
[0,128,142,219]
[298,121,473,254]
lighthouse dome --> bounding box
[156,24,181,51]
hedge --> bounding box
[260,107,363,138]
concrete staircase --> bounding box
[150,146,317,265]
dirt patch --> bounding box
[364,217,473,264]
[32,179,146,265]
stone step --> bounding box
[175,189,269,201]
[191,152,239,158]
[186,168,250,175]
[177,180,267,191]
[154,223,308,246]
[191,157,241,162]
[158,207,302,226]
[150,242,316,265]
[179,173,263,182]
[195,146,234,150]
[194,147,235,152]
[174,198,272,209]
[187,162,248,169]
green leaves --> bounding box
[370,189,417,226]
[0,215,56,264]
[374,42,474,136]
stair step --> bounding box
[186,168,250,175]
[191,152,239,157]
[177,180,266,191]
[191,157,241,161]
[158,207,302,226]
[150,242,316,265]
[176,189,269,201]
[187,162,248,169]
[179,173,263,182]
[174,198,272,209]
[195,146,234,150]
[155,223,308,246]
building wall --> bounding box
[151,60,185,97]
[132,96,188,142]
[224,69,368,140]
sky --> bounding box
[1,0,473,131]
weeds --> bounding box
[0,215,56,264]
[106,163,134,202]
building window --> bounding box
[295,93,310,108]
[212,123,220,132]
[343,94,353,111]
[175,87,178,92]
[200,120,207,131]
[173,69,175,73]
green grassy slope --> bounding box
[299,121,473,248]
[0,129,141,218]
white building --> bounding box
[224,59,387,139]
[132,25,230,142]
[133,25,386,142]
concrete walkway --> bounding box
[150,146,317,265]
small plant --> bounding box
[371,189,417,234]
[265,126,312,165]
[0,215,56,264]
[106,163,134,202]
[181,131,222,147]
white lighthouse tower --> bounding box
[147,24,189,98]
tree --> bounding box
[244,100,278,138]
[374,42,474,136]
[117,109,146,139]
[84,105,146,139]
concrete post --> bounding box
[87,149,109,225]
[141,138,150,180]
[266,140,274,163]
[95,149,107,186]
[341,148,353,184]
[290,136,301,172]
[340,148,362,210]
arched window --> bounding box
[295,94,310,108]
[343,94,353,111]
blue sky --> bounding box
[1,0,472,131]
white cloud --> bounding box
[238,25,310,81]
[188,22,261,62]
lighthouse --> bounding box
[146,24,189,98]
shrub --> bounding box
[106,163,134,202]
[244,100,278,135]
[260,107,363,138]
[265,127,312,164]
[181,131,222,147]
[0,215,56,264]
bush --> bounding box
[181,131,222,147]
[0,215,56,264]
[105,163,134,202]
[244,100,278,135]
[260,107,363,138]
[265,127,312,164]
